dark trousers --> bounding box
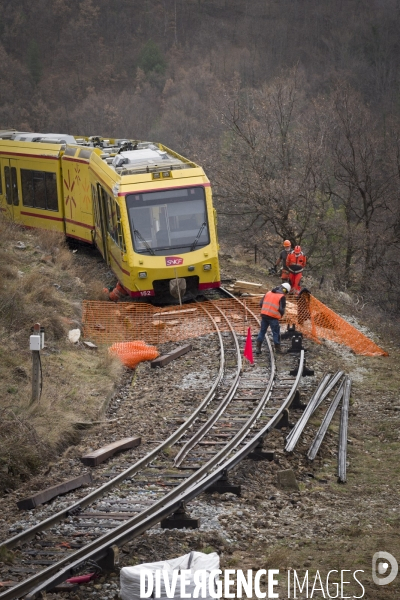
[257,315,281,345]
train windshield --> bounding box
[126,187,209,255]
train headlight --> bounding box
[188,266,195,272]
[138,271,147,278]
[203,264,212,271]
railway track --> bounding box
[0,296,305,599]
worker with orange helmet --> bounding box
[275,239,292,283]
[286,245,307,294]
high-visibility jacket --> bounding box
[287,251,307,273]
[261,291,284,319]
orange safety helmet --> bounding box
[294,245,302,254]
[283,240,291,247]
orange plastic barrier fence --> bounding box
[291,293,387,356]
[243,294,387,356]
[82,300,260,346]
[82,294,387,357]
[109,341,159,368]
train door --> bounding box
[92,183,110,265]
[0,159,6,216]
[1,159,20,219]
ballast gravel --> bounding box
[0,326,399,600]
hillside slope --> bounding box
[0,216,121,492]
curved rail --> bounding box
[174,303,242,466]
[23,352,304,600]
[1,310,227,552]
[0,298,282,600]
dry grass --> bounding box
[264,545,291,570]
[84,278,110,300]
[0,215,121,492]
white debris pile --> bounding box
[120,550,219,600]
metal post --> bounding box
[31,322,41,404]
[174,268,182,307]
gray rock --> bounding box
[277,469,299,491]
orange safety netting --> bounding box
[243,294,387,356]
[109,340,159,368]
[289,293,388,356]
[82,293,387,357]
[82,300,260,346]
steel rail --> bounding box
[2,305,276,600]
[0,308,227,552]
[285,373,332,452]
[174,303,243,466]
[307,380,345,461]
[338,376,351,483]
[312,370,345,413]
[23,349,304,600]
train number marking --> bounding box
[165,256,183,266]
[140,290,152,296]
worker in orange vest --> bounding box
[274,239,292,283]
[256,282,291,354]
[286,245,307,294]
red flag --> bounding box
[243,327,254,364]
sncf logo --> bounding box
[165,256,183,266]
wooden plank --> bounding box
[233,280,262,291]
[150,344,192,368]
[83,341,97,350]
[153,308,197,317]
[80,436,141,466]
[17,473,93,510]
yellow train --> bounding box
[0,130,220,302]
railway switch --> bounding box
[287,333,305,353]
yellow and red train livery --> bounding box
[0,130,220,302]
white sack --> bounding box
[68,328,81,343]
[120,551,219,600]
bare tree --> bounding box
[322,84,395,288]
[213,70,326,265]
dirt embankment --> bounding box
[0,217,120,492]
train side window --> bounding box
[92,185,101,230]
[33,172,46,209]
[79,149,91,159]
[4,167,12,205]
[21,169,58,211]
[21,169,34,207]
[105,194,118,242]
[45,173,58,211]
[4,166,18,205]
[115,203,126,252]
[64,147,77,157]
[11,167,18,205]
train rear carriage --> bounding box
[0,131,66,233]
[0,130,220,302]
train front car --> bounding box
[110,143,220,303]
[0,131,220,303]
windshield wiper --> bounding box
[190,222,207,252]
[133,229,155,255]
